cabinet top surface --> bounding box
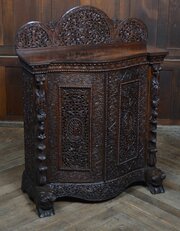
[16,44,167,66]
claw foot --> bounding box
[36,186,56,218]
[145,167,166,194]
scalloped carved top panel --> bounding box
[15,6,148,49]
[56,6,113,46]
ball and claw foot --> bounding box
[145,167,166,194]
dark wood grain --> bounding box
[167,0,180,58]
[130,0,158,46]
[157,0,169,49]
[52,0,80,20]
[15,5,167,217]
[0,0,179,123]
[0,0,3,45]
[0,124,179,231]
[159,70,173,119]
[0,67,6,119]
[159,61,180,124]
[5,67,23,119]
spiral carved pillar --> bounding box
[145,63,166,194]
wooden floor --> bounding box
[0,125,179,231]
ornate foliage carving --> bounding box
[47,72,104,183]
[22,168,144,217]
[47,56,147,73]
[106,65,148,179]
[15,22,52,48]
[48,169,144,201]
[148,64,161,167]
[118,80,140,162]
[59,87,91,170]
[117,18,148,43]
[35,74,47,185]
[17,5,167,218]
[144,63,166,195]
[15,6,147,49]
[56,6,113,46]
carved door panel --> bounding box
[106,65,148,180]
[46,72,105,183]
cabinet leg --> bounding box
[21,171,56,217]
[35,186,56,218]
[145,167,166,194]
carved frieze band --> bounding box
[25,56,147,74]
[35,74,47,185]
[148,64,161,167]
[48,169,144,201]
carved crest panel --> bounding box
[56,6,113,46]
[15,6,148,48]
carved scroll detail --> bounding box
[35,74,47,185]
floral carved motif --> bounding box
[59,87,91,170]
[117,18,148,43]
[106,65,148,180]
[56,6,113,45]
[17,5,167,218]
[15,6,148,48]
[16,22,52,48]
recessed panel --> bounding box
[118,80,140,163]
[59,87,92,171]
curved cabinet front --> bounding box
[17,5,167,218]
[44,64,148,191]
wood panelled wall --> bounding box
[0,0,180,123]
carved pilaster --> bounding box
[35,74,47,185]
[146,63,166,194]
[148,64,161,167]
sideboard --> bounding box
[16,5,167,217]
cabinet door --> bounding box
[46,72,105,183]
[106,65,148,180]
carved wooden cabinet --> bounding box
[16,6,167,217]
